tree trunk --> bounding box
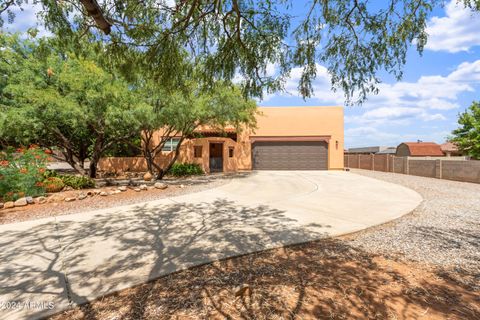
[143,149,155,175]
[62,150,88,176]
[89,136,104,178]
[157,137,184,180]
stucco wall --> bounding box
[251,106,344,170]
[99,106,344,173]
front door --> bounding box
[209,143,223,172]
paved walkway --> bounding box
[0,171,422,319]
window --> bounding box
[228,147,234,158]
[194,146,203,158]
[162,138,180,152]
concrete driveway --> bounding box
[0,171,422,319]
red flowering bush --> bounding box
[0,146,48,201]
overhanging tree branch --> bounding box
[78,0,112,34]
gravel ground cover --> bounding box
[49,239,479,320]
[0,173,248,225]
[347,169,480,279]
[46,169,480,319]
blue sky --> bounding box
[3,1,480,148]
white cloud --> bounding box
[346,107,446,126]
[345,126,451,148]
[264,58,479,127]
[1,4,51,38]
[425,0,480,53]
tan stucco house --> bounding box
[99,106,344,173]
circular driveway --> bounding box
[0,171,422,320]
[176,170,423,237]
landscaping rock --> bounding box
[35,196,47,204]
[99,191,108,196]
[139,184,148,191]
[77,193,87,200]
[25,196,34,204]
[107,191,115,196]
[114,190,122,194]
[63,186,73,191]
[154,182,168,190]
[93,189,102,195]
[143,172,153,181]
[118,186,127,192]
[65,197,76,202]
[4,201,14,209]
[14,198,28,207]
[133,188,141,192]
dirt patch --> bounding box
[48,239,479,320]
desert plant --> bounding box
[168,163,204,177]
[60,175,95,189]
[0,146,48,201]
[43,177,64,193]
[43,170,95,189]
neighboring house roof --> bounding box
[376,147,397,154]
[347,146,389,154]
[440,141,459,153]
[194,125,237,135]
[400,142,444,156]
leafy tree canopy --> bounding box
[0,32,258,178]
[0,33,143,177]
[2,0,480,104]
[451,101,480,160]
[135,78,257,178]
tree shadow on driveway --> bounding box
[0,198,331,319]
[49,237,480,320]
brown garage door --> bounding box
[252,141,328,170]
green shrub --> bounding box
[168,163,204,177]
[43,177,64,193]
[60,175,95,189]
[43,170,95,189]
[0,146,48,201]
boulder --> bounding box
[77,193,87,200]
[118,186,127,192]
[25,196,34,204]
[114,190,122,194]
[14,197,28,207]
[65,197,76,202]
[143,172,153,181]
[139,184,148,191]
[4,201,14,209]
[35,196,47,204]
[99,191,108,196]
[154,182,168,190]
[133,188,141,192]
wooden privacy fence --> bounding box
[344,154,480,184]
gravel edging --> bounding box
[0,173,250,225]
[347,169,480,278]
